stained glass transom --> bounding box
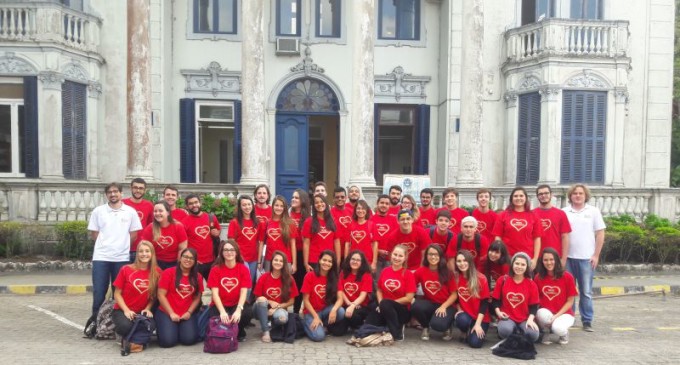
[276,78,339,112]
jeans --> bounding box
[303,305,347,342]
[536,308,574,337]
[129,251,136,264]
[245,261,258,299]
[154,309,199,347]
[567,258,594,323]
[497,319,540,342]
[91,260,127,317]
[112,309,157,337]
[365,299,411,340]
[454,312,489,348]
[411,298,454,331]
[253,300,289,332]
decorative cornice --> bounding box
[88,81,102,99]
[290,46,325,75]
[517,73,542,91]
[375,66,431,102]
[38,71,65,90]
[0,52,36,75]
[180,61,241,98]
[504,91,518,108]
[539,86,561,101]
[62,62,89,82]
[566,69,608,89]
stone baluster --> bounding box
[77,192,86,221]
[48,190,58,221]
[58,190,68,221]
[0,190,8,220]
[633,197,642,219]
[37,190,47,221]
[67,191,77,221]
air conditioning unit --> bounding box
[276,38,300,56]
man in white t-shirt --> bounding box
[563,184,606,333]
[87,182,142,318]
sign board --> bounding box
[382,174,431,204]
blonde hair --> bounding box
[567,184,592,203]
[132,240,160,302]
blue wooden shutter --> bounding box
[414,104,430,174]
[516,92,541,185]
[22,76,39,178]
[61,81,87,180]
[561,90,606,183]
[179,98,196,183]
[233,100,242,183]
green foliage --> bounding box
[602,214,680,264]
[0,222,23,257]
[643,214,673,229]
[201,195,235,223]
[54,221,92,260]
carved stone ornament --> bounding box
[566,69,608,89]
[290,46,325,75]
[504,91,518,108]
[518,74,541,91]
[375,66,431,102]
[539,86,561,101]
[63,62,89,82]
[614,88,629,104]
[181,61,241,98]
[38,71,65,90]
[0,52,36,74]
[88,81,102,99]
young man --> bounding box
[87,182,142,318]
[438,187,469,234]
[471,188,497,243]
[163,185,188,221]
[386,209,431,270]
[427,209,454,252]
[418,188,437,228]
[330,187,352,257]
[182,194,222,280]
[563,184,606,333]
[122,178,154,262]
[445,216,489,271]
[253,184,272,224]
[387,184,402,218]
[369,194,399,272]
[533,185,572,265]
[313,181,327,197]
[347,185,361,209]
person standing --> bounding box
[254,184,272,225]
[387,185,403,218]
[122,178,154,263]
[533,185,572,266]
[418,188,437,228]
[472,188,497,242]
[330,187,353,257]
[182,194,222,280]
[163,185,188,222]
[370,194,399,273]
[563,184,605,332]
[438,188,469,234]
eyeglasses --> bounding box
[427,253,440,257]
[350,258,362,262]
[223,248,236,252]
[537,192,551,196]
[181,255,196,261]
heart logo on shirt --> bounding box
[510,219,528,232]
[402,242,416,254]
[384,279,401,292]
[266,287,281,299]
[420,219,430,226]
[351,231,366,243]
[458,287,471,302]
[176,283,194,299]
[506,292,525,308]
[133,279,149,294]
[314,284,326,299]
[477,221,487,232]
[195,225,210,239]
[157,235,174,249]
[344,282,359,297]
[339,216,352,228]
[469,249,477,258]
[256,215,269,225]
[542,286,561,301]
[268,228,282,241]
[424,281,441,296]
[541,219,552,231]
[317,227,331,240]
[448,219,457,229]
[137,211,144,222]
[376,224,390,237]
[221,277,239,293]
[242,226,256,241]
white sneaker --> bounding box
[559,335,569,345]
[442,329,453,341]
[541,330,552,345]
[421,328,430,341]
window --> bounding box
[277,0,301,36]
[0,83,25,175]
[521,0,556,25]
[378,0,420,40]
[62,81,87,180]
[561,91,606,184]
[316,0,341,38]
[195,0,237,34]
[570,0,603,20]
[516,92,541,185]
[60,0,84,11]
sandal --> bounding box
[261,332,271,343]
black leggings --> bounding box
[364,299,410,340]
[112,309,156,337]
[293,250,306,314]
[345,306,370,329]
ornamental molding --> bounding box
[375,66,431,102]
[38,71,65,90]
[0,52,37,75]
[88,81,102,99]
[504,91,518,108]
[565,69,609,89]
[539,85,561,101]
[181,61,241,98]
[62,62,89,82]
[614,87,629,104]
[290,46,325,75]
[517,73,542,91]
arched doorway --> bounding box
[275,77,340,200]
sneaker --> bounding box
[261,331,271,343]
[420,328,430,341]
[583,322,594,332]
[541,329,552,345]
[559,335,569,345]
[442,329,453,341]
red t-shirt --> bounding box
[158,266,204,315]
[301,218,337,264]
[369,213,398,252]
[438,207,470,234]
[227,218,261,263]
[171,208,188,222]
[207,263,252,307]
[263,219,297,262]
[531,207,572,257]
[533,272,578,315]
[472,208,498,243]
[140,222,188,263]
[427,228,453,253]
[347,220,376,263]
[301,271,332,314]
[476,257,510,291]
[445,234,490,268]
[123,198,154,252]
[387,205,401,219]
[253,272,299,303]
[386,228,431,269]
[331,205,353,245]
[113,265,162,312]
[492,275,539,323]
[451,272,490,322]
[182,213,221,264]
[414,266,451,304]
[418,206,437,228]
[255,205,272,225]
[339,272,373,306]
[491,210,542,258]
[378,266,417,309]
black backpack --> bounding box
[428,226,453,244]
[456,233,481,256]
[492,329,537,360]
[121,315,153,356]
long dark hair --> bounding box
[311,194,336,234]
[484,240,510,283]
[213,239,244,267]
[510,252,533,279]
[175,247,200,298]
[236,195,256,228]
[421,244,450,284]
[505,186,531,212]
[272,195,294,244]
[253,184,271,205]
[454,250,481,298]
[270,250,293,302]
[315,250,339,306]
[293,188,311,226]
[341,250,371,283]
[535,247,565,280]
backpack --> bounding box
[93,299,116,340]
[121,315,153,356]
[346,324,394,347]
[429,226,453,244]
[456,233,481,256]
[204,316,238,354]
[491,329,537,360]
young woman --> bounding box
[346,200,378,272]
[452,250,490,348]
[339,250,373,329]
[400,194,421,223]
[301,250,346,342]
[492,252,540,343]
[412,244,456,341]
[140,200,188,270]
[258,196,297,273]
[206,240,253,342]
[253,250,299,343]
[479,240,511,292]
[365,245,417,341]
[112,241,161,343]
[155,247,203,347]
[228,195,261,289]
[491,187,542,268]
[290,188,311,314]
[253,184,272,225]
[302,194,340,272]
[534,248,578,345]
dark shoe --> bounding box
[583,322,594,332]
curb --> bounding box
[0,285,92,295]
[593,285,680,297]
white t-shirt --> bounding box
[563,204,606,260]
[88,203,142,262]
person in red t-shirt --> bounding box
[258,196,298,272]
[438,187,470,234]
[364,245,416,341]
[386,185,403,218]
[111,240,161,341]
[427,210,454,253]
[412,244,457,341]
[492,252,540,343]
[452,250,490,348]
[446,216,490,270]
[418,188,437,228]
[302,194,341,271]
[123,178,154,263]
[479,240,511,292]
[386,209,431,270]
[206,240,253,342]
[492,187,542,268]
[534,248,578,345]
[331,187,353,256]
[339,250,373,329]
[400,194,421,225]
[472,188,498,243]
[140,201,188,270]
[290,188,311,315]
[345,200,378,272]
[347,185,362,210]
[533,185,572,265]
[253,184,272,225]
[163,185,188,222]
[253,250,299,343]
[227,195,260,290]
[370,194,399,273]
[301,250,346,341]
[155,247,204,347]
[183,194,221,281]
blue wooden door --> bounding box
[276,114,308,201]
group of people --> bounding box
[87,179,605,352]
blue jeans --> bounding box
[454,312,489,348]
[245,261,258,298]
[303,305,346,342]
[497,319,540,342]
[155,309,199,347]
[91,260,127,316]
[253,300,289,332]
[567,258,594,323]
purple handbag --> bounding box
[203,316,238,354]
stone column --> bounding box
[455,0,484,186]
[538,86,561,185]
[38,71,65,179]
[612,88,628,187]
[239,0,268,184]
[87,82,102,181]
[126,0,153,179]
[348,0,376,187]
[503,92,518,186]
